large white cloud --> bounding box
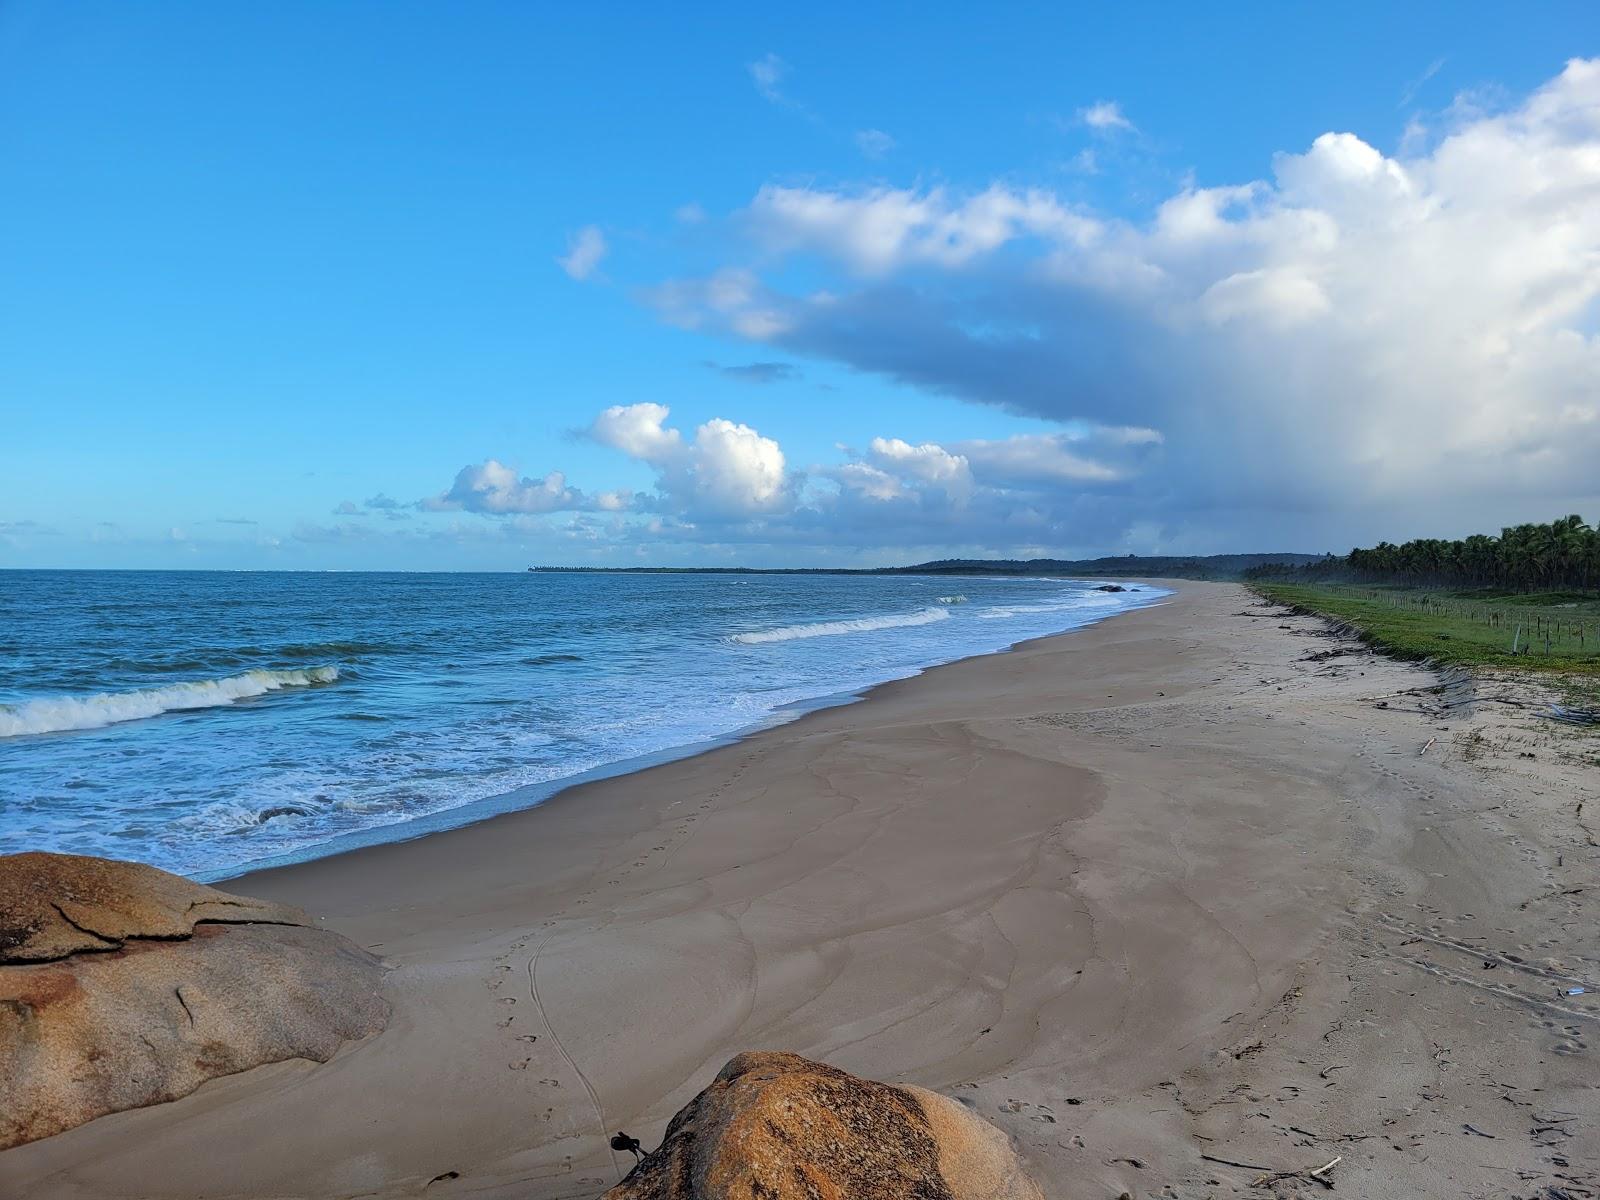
[866,437,973,502]
[691,417,788,512]
[590,402,684,461]
[589,403,789,517]
[647,59,1600,547]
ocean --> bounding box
[0,570,1165,879]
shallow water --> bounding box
[0,570,1164,877]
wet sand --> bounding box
[3,581,1595,1199]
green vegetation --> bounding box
[1254,582,1600,675]
[1248,514,1600,593]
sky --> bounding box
[2,2,1598,570]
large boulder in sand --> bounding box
[0,852,388,1150]
[603,1051,1044,1200]
[0,851,309,963]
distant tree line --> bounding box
[1245,515,1600,593]
[535,552,1327,580]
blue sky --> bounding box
[2,2,1597,569]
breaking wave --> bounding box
[935,595,968,604]
[0,667,339,738]
[731,607,950,645]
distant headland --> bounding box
[528,552,1329,579]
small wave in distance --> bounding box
[731,607,951,645]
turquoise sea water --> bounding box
[0,571,1164,878]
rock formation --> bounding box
[603,1051,1043,1200]
[0,851,388,1150]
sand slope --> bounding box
[2,582,1594,1198]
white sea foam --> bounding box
[977,590,1127,620]
[935,595,968,604]
[0,667,339,738]
[731,607,951,645]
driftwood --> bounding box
[1251,1155,1342,1189]
[1200,1153,1273,1172]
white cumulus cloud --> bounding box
[590,402,684,462]
[867,437,973,501]
[642,59,1600,548]
[589,403,789,516]
[415,404,1157,557]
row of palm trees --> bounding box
[1246,515,1600,593]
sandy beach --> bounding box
[3,580,1595,1199]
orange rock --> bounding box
[0,852,387,1149]
[0,850,306,963]
[604,1052,1043,1200]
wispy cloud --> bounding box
[748,53,789,104]
[556,225,607,281]
[333,495,405,517]
[855,128,895,159]
[1399,57,1446,107]
[703,359,800,384]
[0,519,60,547]
[423,461,586,515]
[1079,100,1134,133]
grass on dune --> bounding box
[1253,582,1600,676]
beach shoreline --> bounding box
[194,582,1169,886]
[2,568,1166,883]
[4,580,1594,1199]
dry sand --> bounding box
[3,581,1595,1199]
